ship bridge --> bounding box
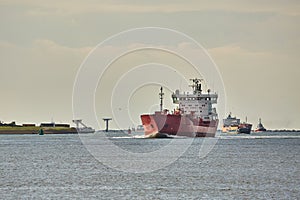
[171,79,218,117]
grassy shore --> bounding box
[0,126,77,134]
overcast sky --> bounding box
[1,0,299,129]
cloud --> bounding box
[0,39,93,96]
[0,39,93,123]
[1,0,299,16]
[208,43,299,68]
[32,39,92,56]
[208,44,271,60]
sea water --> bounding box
[0,132,299,199]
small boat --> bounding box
[255,118,267,132]
[135,125,145,133]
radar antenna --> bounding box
[189,78,203,93]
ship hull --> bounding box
[237,123,252,134]
[141,113,218,137]
[237,128,251,134]
[222,126,239,133]
[255,128,266,132]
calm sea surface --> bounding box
[0,132,299,199]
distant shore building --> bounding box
[22,124,36,127]
[40,123,70,128]
[55,123,70,128]
[0,121,17,126]
[40,123,55,127]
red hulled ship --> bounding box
[140,79,219,137]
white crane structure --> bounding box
[72,119,95,133]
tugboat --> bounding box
[255,118,267,132]
[140,78,218,137]
[237,117,252,134]
[222,113,240,133]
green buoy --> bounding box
[38,128,44,135]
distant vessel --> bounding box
[134,125,144,133]
[255,118,267,132]
[222,114,252,134]
[237,117,252,134]
[222,113,240,133]
[141,78,218,137]
[127,125,145,136]
[136,125,144,131]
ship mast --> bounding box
[159,87,164,112]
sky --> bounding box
[1,0,300,130]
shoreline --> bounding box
[0,127,78,135]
